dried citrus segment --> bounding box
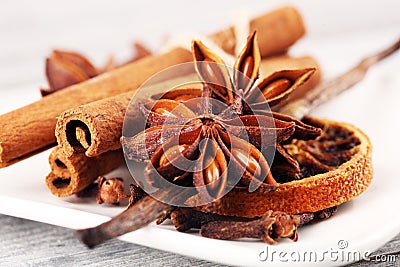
[192,117,373,217]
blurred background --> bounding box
[0,0,399,96]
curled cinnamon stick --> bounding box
[55,74,199,158]
[46,147,124,197]
[0,48,192,168]
[0,6,306,168]
[210,6,305,57]
[56,94,133,158]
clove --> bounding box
[75,187,191,248]
[200,210,299,244]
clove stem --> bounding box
[75,187,189,248]
[280,38,400,119]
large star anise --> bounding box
[122,33,324,200]
[122,85,297,200]
[151,32,321,181]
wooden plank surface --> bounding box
[0,214,398,266]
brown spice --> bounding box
[169,208,252,232]
[75,187,191,248]
[0,48,193,168]
[127,184,146,208]
[46,147,124,197]
[170,207,337,244]
[124,34,321,197]
[41,50,99,96]
[55,73,199,158]
[132,39,318,200]
[76,179,146,206]
[96,176,128,205]
[200,210,299,244]
[123,97,296,201]
[210,6,305,57]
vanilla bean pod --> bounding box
[279,38,400,119]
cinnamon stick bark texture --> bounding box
[56,94,133,158]
[210,6,305,57]
[48,148,70,179]
[46,147,124,197]
[0,6,306,168]
[55,74,199,158]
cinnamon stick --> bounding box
[56,56,320,158]
[0,48,192,168]
[210,6,305,57]
[0,6,306,168]
[56,74,199,158]
[46,147,124,197]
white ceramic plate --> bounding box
[0,27,399,267]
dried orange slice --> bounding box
[192,117,373,217]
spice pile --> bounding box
[0,6,398,247]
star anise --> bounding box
[41,44,153,96]
[152,32,321,181]
[40,50,99,96]
[122,32,325,200]
[122,86,296,201]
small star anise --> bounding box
[41,44,153,96]
[41,50,99,96]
